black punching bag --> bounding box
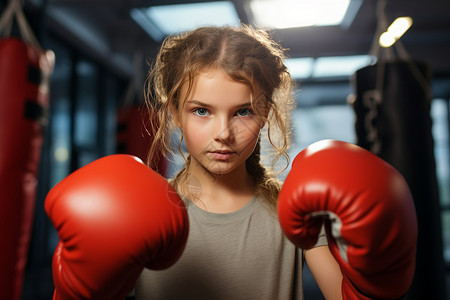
[352,60,447,299]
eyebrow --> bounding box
[186,100,252,108]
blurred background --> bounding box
[0,0,449,299]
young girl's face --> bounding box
[178,68,264,176]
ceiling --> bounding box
[23,0,450,85]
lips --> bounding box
[208,150,236,160]
[212,150,235,154]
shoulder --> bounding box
[254,194,279,218]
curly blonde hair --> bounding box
[145,25,295,208]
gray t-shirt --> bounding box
[135,196,327,300]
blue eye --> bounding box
[237,108,253,117]
[193,108,210,116]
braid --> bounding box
[246,139,282,209]
[246,138,263,183]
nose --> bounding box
[214,116,234,143]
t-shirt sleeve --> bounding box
[314,225,328,248]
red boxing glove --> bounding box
[278,140,417,299]
[45,155,189,300]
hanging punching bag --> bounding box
[352,60,447,299]
[117,105,168,176]
[0,37,54,300]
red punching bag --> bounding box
[117,52,168,177]
[117,105,168,177]
[0,1,55,299]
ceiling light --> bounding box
[379,32,396,48]
[379,17,412,48]
[249,0,351,29]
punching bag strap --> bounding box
[369,0,389,59]
[0,0,42,50]
[369,0,416,64]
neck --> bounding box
[182,159,255,213]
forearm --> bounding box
[306,246,343,300]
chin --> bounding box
[208,164,242,176]
[193,156,245,177]
[207,167,231,176]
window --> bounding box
[431,98,450,264]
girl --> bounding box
[135,25,343,299]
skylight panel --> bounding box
[131,1,240,41]
[249,0,351,29]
